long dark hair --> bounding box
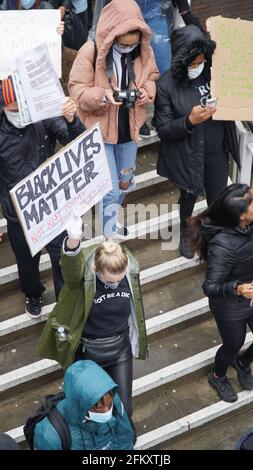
[188,184,253,261]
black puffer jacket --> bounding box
[154,25,240,195]
[0,112,85,222]
[202,220,253,321]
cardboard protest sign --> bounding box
[0,10,61,79]
[10,124,112,256]
[207,16,253,120]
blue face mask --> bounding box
[88,405,113,423]
[20,0,36,8]
[96,272,120,290]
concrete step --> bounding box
[0,264,207,371]
[0,232,203,323]
[0,199,206,285]
[0,257,201,338]
[0,297,213,395]
[157,401,253,450]
[5,333,253,447]
[135,389,253,450]
[8,389,253,447]
[3,322,251,398]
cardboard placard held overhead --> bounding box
[207,16,253,121]
[10,124,112,257]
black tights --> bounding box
[214,315,253,377]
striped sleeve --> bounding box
[0,76,16,108]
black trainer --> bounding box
[179,229,194,259]
[232,357,253,390]
[139,122,151,138]
[208,370,238,402]
[25,296,42,319]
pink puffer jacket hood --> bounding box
[68,0,159,143]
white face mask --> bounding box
[187,61,205,80]
[88,405,113,423]
[113,42,139,55]
[4,109,25,129]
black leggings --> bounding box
[179,153,228,227]
[214,315,253,377]
[104,357,133,418]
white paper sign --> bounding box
[10,124,113,256]
[16,44,65,123]
[11,68,32,126]
[0,10,62,79]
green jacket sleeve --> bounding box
[60,250,86,289]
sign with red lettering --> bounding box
[10,123,112,256]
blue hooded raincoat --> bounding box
[33,360,133,450]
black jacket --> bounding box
[202,220,253,321]
[0,113,85,222]
[154,25,240,195]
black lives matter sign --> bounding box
[10,124,112,256]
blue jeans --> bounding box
[100,142,137,236]
[136,0,171,74]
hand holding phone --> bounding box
[205,97,218,109]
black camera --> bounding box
[113,89,141,108]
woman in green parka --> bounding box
[37,214,147,419]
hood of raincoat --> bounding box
[63,360,117,426]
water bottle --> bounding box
[56,326,68,342]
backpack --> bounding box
[236,427,253,450]
[63,8,87,51]
[24,392,72,450]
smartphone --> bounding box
[205,97,218,108]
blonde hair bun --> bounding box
[102,241,120,255]
[94,240,128,274]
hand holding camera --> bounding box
[104,88,123,106]
[105,86,145,109]
[112,88,141,108]
[136,88,149,106]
